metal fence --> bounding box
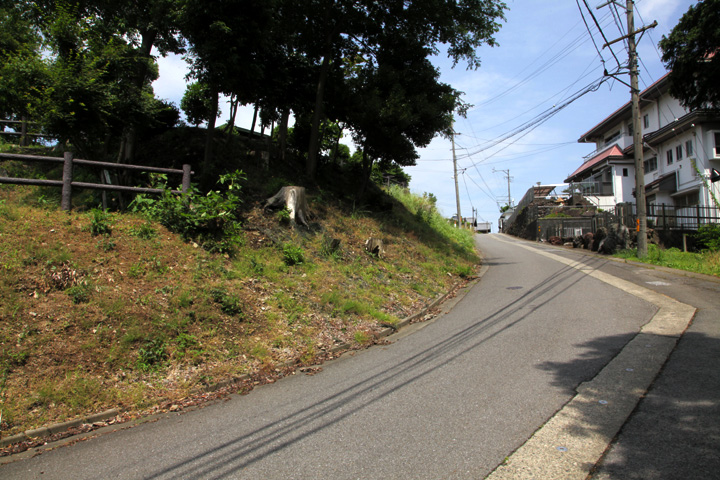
[526,202,718,242]
[614,202,720,231]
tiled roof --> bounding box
[565,145,626,182]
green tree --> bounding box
[300,0,507,180]
[3,0,183,159]
[181,82,218,127]
[660,0,720,111]
[343,34,460,200]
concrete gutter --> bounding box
[485,236,696,480]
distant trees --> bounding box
[660,0,720,111]
[2,0,507,191]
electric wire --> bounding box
[582,0,624,70]
[457,76,608,165]
[470,10,614,111]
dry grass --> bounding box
[0,183,479,437]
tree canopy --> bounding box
[660,0,720,111]
[2,0,507,189]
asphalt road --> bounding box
[1,234,660,479]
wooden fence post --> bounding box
[61,151,73,211]
[20,116,28,147]
[182,164,192,193]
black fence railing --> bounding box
[516,201,719,243]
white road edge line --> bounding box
[485,236,696,480]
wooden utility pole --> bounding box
[452,125,462,227]
[627,0,648,258]
[599,0,655,258]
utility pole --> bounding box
[452,125,462,227]
[599,0,656,258]
[493,168,513,208]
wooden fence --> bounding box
[0,152,192,211]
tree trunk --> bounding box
[250,104,259,136]
[307,45,332,180]
[203,87,219,175]
[224,93,239,134]
[279,109,289,163]
[356,145,374,202]
[331,124,343,164]
[118,29,158,165]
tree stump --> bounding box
[265,186,310,226]
[365,237,385,258]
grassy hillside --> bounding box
[0,156,479,441]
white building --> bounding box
[565,73,720,227]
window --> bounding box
[715,132,720,157]
[676,145,683,160]
[628,122,633,137]
[643,114,649,129]
[675,191,699,207]
[644,157,657,173]
[623,168,629,177]
[685,140,693,157]
[666,149,673,165]
[605,130,621,146]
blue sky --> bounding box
[152,0,696,230]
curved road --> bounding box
[1,234,701,479]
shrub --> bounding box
[129,171,245,255]
[695,223,720,251]
[282,243,305,266]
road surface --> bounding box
[3,234,694,479]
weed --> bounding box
[137,338,167,371]
[455,265,475,278]
[320,236,342,260]
[277,207,292,224]
[155,285,176,295]
[695,223,720,251]
[250,257,265,275]
[0,199,18,220]
[130,222,158,240]
[88,208,112,236]
[129,170,245,256]
[353,331,371,344]
[211,287,244,317]
[175,332,198,352]
[175,289,195,308]
[96,237,116,252]
[66,282,92,304]
[282,243,305,266]
[128,262,146,278]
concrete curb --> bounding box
[485,235,697,480]
[0,409,119,448]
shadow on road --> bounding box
[144,262,587,479]
[538,331,720,479]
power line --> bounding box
[470,10,614,111]
[581,0,624,70]
[458,76,609,166]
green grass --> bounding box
[614,245,720,277]
[0,180,480,437]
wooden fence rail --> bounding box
[0,152,192,211]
